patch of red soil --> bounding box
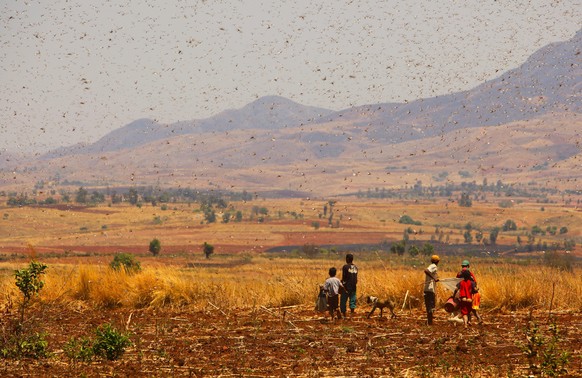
[1,306,579,377]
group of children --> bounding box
[318,253,359,321]
[318,254,482,327]
[451,259,482,327]
[424,256,483,327]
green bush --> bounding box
[149,238,161,256]
[110,253,141,274]
[519,316,571,377]
[0,262,50,360]
[399,215,421,225]
[92,324,132,361]
[15,261,47,323]
[0,331,49,359]
[203,242,214,259]
[64,336,94,363]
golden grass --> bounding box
[1,197,580,315]
[1,257,579,314]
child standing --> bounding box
[423,255,440,325]
[471,288,483,324]
[340,253,358,320]
[454,269,475,327]
[456,260,482,324]
[323,267,345,321]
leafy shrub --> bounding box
[203,242,214,259]
[408,245,419,257]
[531,225,545,235]
[502,219,517,231]
[110,253,141,274]
[92,324,132,361]
[399,215,421,225]
[64,336,94,363]
[498,200,514,208]
[149,238,161,256]
[519,315,571,377]
[15,261,47,323]
[0,262,50,360]
[420,242,434,256]
[390,241,406,256]
[0,332,49,359]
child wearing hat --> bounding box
[456,260,482,324]
[423,255,440,325]
[456,260,476,283]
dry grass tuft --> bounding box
[0,258,580,313]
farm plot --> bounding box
[0,305,579,377]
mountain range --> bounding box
[2,29,581,196]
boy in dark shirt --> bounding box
[340,253,358,319]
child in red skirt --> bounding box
[454,269,475,327]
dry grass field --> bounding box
[0,197,580,376]
[1,197,581,258]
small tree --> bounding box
[128,188,139,205]
[475,230,483,243]
[489,227,500,245]
[408,245,419,257]
[390,241,406,256]
[75,187,88,204]
[463,230,473,244]
[503,219,517,231]
[15,261,48,324]
[149,238,161,256]
[110,253,141,274]
[421,242,434,256]
[203,242,214,259]
[459,192,472,207]
[204,208,216,223]
[399,215,421,225]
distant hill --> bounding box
[5,29,581,195]
[43,96,334,157]
[326,28,581,144]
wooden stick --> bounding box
[126,311,133,330]
[548,281,556,319]
[260,306,299,329]
[402,290,409,311]
[208,301,227,317]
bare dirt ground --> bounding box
[1,305,580,377]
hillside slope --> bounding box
[3,30,581,194]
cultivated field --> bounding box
[0,197,580,376]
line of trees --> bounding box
[4,186,254,208]
[355,178,563,203]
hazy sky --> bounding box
[1,0,580,153]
